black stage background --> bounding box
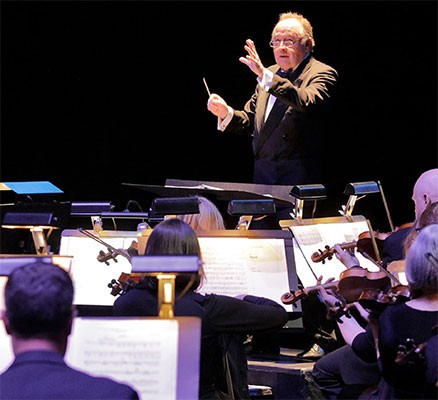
[1,0,437,234]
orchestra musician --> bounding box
[381,168,438,267]
[309,169,438,399]
[112,218,289,400]
[314,224,438,400]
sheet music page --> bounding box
[290,220,380,287]
[66,318,178,400]
[197,237,292,310]
[0,309,14,374]
[59,235,134,305]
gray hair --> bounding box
[405,224,438,293]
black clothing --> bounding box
[0,350,139,400]
[113,287,289,399]
[224,56,338,186]
[381,227,410,267]
[352,302,437,399]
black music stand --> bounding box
[122,183,292,208]
[122,180,296,229]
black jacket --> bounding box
[113,287,289,399]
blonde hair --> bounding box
[175,196,225,231]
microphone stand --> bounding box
[77,227,132,265]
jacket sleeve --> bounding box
[203,293,289,334]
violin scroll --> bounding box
[281,291,301,306]
[311,241,357,263]
[108,272,145,296]
[281,281,339,305]
[98,249,119,265]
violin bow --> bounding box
[365,219,383,264]
[360,250,403,287]
[77,228,132,262]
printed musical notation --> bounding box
[66,318,179,400]
[197,237,291,308]
[289,220,379,288]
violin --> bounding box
[395,325,437,366]
[311,241,357,263]
[281,265,392,306]
[319,284,411,322]
[281,281,339,305]
[337,266,392,303]
[395,338,427,366]
[357,285,411,313]
[356,222,414,263]
[107,272,146,296]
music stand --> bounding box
[122,182,294,211]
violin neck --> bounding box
[303,281,338,295]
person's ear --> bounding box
[424,193,432,208]
[303,38,311,51]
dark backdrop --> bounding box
[1,0,437,232]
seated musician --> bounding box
[312,168,438,399]
[382,168,438,267]
[313,224,438,399]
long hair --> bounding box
[144,218,204,292]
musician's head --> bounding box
[405,224,438,295]
[173,196,225,231]
[412,168,438,220]
[404,201,438,253]
[144,217,205,292]
[1,261,75,355]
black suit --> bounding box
[225,55,338,186]
[0,350,139,399]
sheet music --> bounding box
[290,220,380,287]
[59,235,134,305]
[0,312,13,373]
[66,318,178,400]
[197,237,292,310]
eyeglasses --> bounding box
[269,37,303,48]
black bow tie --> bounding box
[277,68,293,78]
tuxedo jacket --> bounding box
[0,350,139,399]
[225,55,338,186]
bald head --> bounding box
[412,168,438,219]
